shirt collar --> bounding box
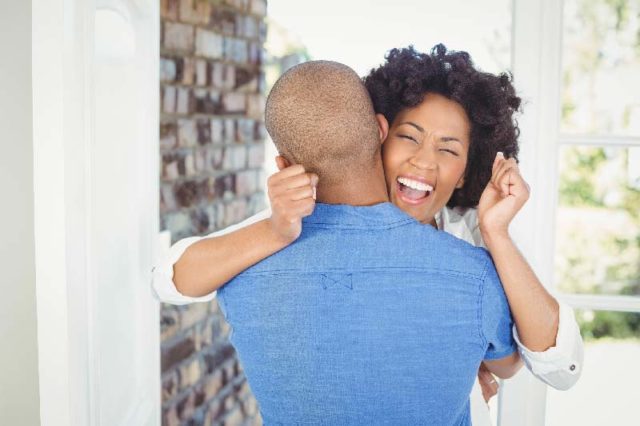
[302,202,416,229]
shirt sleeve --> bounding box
[512,302,584,390]
[151,208,272,305]
[480,256,518,360]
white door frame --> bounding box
[499,0,565,424]
[32,0,160,424]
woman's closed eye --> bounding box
[399,134,419,144]
[439,148,459,156]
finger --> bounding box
[479,373,499,402]
[270,164,307,183]
[285,186,316,201]
[275,156,287,171]
[486,381,499,401]
[495,166,514,195]
[506,166,526,188]
[494,161,517,196]
[277,172,318,191]
[491,152,505,176]
[292,198,316,218]
[480,368,496,384]
[489,378,499,393]
[490,153,510,186]
[268,169,309,198]
[284,199,316,221]
[492,157,515,182]
[505,167,527,193]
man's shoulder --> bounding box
[233,219,492,280]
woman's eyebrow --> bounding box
[440,136,463,144]
[398,122,464,144]
[398,121,424,132]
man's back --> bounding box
[217,203,515,425]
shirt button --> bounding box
[569,364,576,371]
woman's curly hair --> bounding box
[363,44,521,208]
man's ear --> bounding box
[275,155,292,171]
[376,114,389,144]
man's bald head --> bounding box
[265,61,381,185]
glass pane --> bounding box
[545,310,640,425]
[555,145,640,295]
[561,0,640,137]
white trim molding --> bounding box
[32,1,161,425]
[504,0,566,425]
[558,134,640,147]
[560,294,640,313]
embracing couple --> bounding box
[153,45,583,425]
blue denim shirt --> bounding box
[217,202,516,425]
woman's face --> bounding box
[382,93,470,225]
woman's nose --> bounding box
[409,146,437,170]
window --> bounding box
[554,0,640,310]
[510,0,640,424]
[555,145,640,296]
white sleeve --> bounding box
[441,207,584,390]
[512,302,584,390]
[151,208,272,305]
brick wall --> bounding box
[159,0,267,424]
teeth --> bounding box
[398,177,433,192]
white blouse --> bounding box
[152,206,583,424]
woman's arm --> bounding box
[472,153,583,390]
[478,152,559,351]
[173,217,292,297]
[483,352,523,379]
[481,232,559,351]
[152,208,271,304]
[152,159,318,302]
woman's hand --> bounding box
[266,156,319,244]
[478,152,530,239]
[477,362,499,403]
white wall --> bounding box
[0,1,41,424]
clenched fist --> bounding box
[266,156,319,244]
[478,152,530,239]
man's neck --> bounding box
[315,163,389,206]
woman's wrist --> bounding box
[263,218,298,247]
[480,225,512,249]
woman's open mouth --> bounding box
[396,176,434,205]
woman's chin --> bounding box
[392,196,433,225]
[394,200,430,223]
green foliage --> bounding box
[604,0,631,30]
[577,310,640,340]
[557,145,640,305]
[558,147,607,207]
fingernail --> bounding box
[312,175,319,186]
[312,186,317,200]
[497,152,504,158]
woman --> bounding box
[153,45,583,424]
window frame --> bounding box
[504,0,640,424]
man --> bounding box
[156,61,521,424]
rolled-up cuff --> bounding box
[151,236,217,305]
[513,302,584,390]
